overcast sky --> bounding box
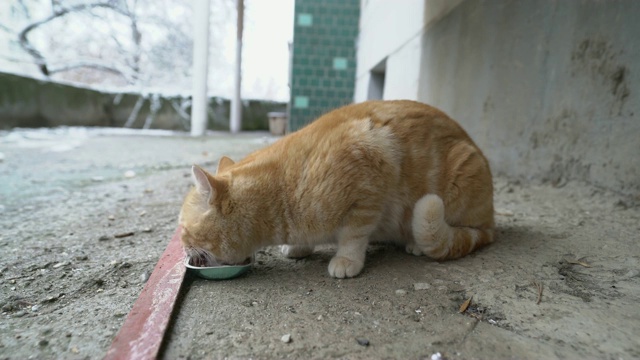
[241,0,294,101]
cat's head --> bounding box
[179,157,252,265]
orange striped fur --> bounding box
[179,100,494,278]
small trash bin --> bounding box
[267,112,288,136]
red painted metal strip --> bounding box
[105,227,186,360]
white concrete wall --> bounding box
[423,0,466,28]
[381,34,422,100]
[418,0,640,195]
[354,0,465,102]
[355,0,639,194]
[354,0,425,102]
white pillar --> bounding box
[191,0,210,136]
[230,0,244,134]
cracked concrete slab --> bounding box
[0,128,638,359]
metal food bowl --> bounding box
[184,256,253,280]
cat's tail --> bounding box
[412,194,494,259]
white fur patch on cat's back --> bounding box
[348,117,401,166]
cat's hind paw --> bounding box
[405,242,424,256]
[328,256,364,278]
[281,245,314,259]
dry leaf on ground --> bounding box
[459,297,472,313]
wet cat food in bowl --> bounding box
[184,256,252,280]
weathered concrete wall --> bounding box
[0,72,285,131]
[418,0,640,195]
[354,0,425,102]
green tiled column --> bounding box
[289,0,360,131]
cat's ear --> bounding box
[216,156,235,174]
[191,165,218,205]
[191,165,230,210]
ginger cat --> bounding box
[179,100,494,278]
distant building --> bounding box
[354,0,463,102]
[289,0,638,195]
[288,0,360,131]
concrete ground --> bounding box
[0,128,638,359]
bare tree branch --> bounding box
[0,22,13,34]
[17,2,130,76]
[10,0,208,91]
[17,0,31,19]
[51,0,62,13]
[125,0,141,81]
[47,61,135,84]
[0,55,40,64]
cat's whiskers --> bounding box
[186,246,217,267]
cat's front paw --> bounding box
[328,256,364,278]
[281,245,314,259]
